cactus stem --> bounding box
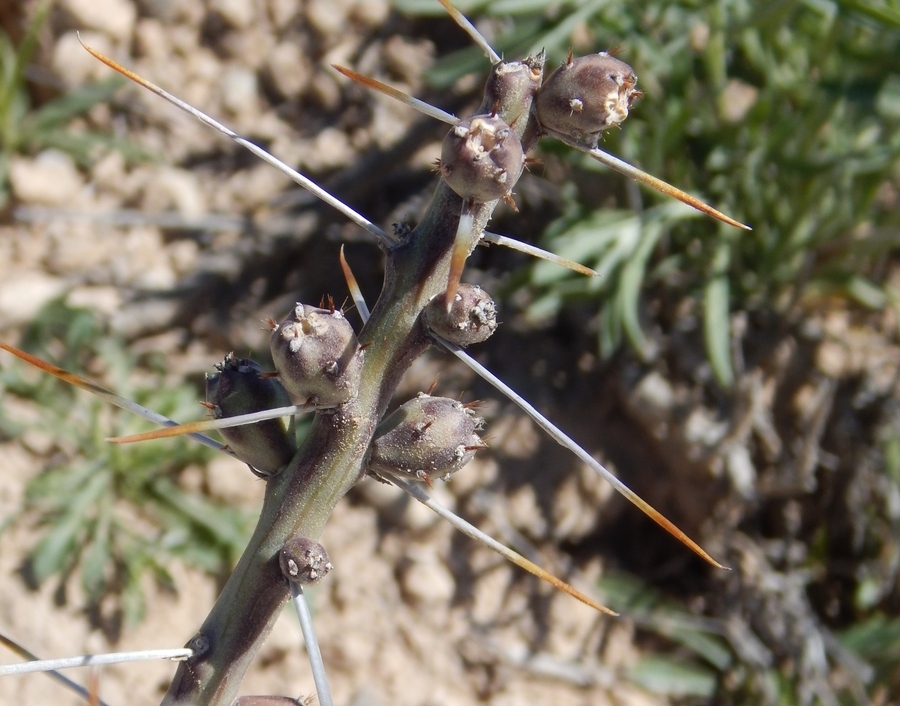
[331,58,747,232]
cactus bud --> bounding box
[438,114,526,204]
[535,52,641,146]
[279,536,333,586]
[369,393,486,483]
[270,303,363,407]
[206,353,297,476]
[423,283,497,347]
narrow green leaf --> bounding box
[703,241,734,389]
[81,502,112,598]
[619,222,664,359]
[628,655,717,697]
[27,77,125,133]
[846,274,888,310]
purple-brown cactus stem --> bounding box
[205,353,297,476]
[535,51,642,147]
[162,56,542,706]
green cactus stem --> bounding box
[161,55,544,706]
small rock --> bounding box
[632,370,675,419]
[265,42,312,99]
[134,18,170,62]
[267,0,299,29]
[61,0,136,41]
[816,340,847,378]
[9,151,84,206]
[349,0,390,29]
[67,286,122,316]
[726,444,757,499]
[141,166,206,217]
[221,66,260,117]
[211,0,255,28]
[383,36,434,85]
[308,127,353,170]
[206,455,266,506]
[133,0,182,22]
[307,0,349,37]
[0,272,67,327]
[400,548,455,605]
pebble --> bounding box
[816,340,847,378]
[140,166,207,217]
[399,547,455,605]
[211,0,256,29]
[267,0,299,29]
[0,272,67,327]
[60,0,136,42]
[51,31,113,86]
[66,286,123,316]
[307,0,350,37]
[383,35,434,84]
[9,151,83,206]
[265,42,312,99]
[349,0,390,29]
[221,66,260,117]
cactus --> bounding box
[0,3,751,704]
[151,18,735,695]
[154,49,552,703]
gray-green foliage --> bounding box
[401,0,900,387]
[0,301,254,628]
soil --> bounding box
[1,2,897,706]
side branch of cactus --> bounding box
[159,62,542,706]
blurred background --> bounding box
[0,0,898,704]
